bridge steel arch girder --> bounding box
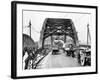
[40,18,79,48]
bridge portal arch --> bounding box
[40,18,79,48]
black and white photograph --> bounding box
[22,11,91,70]
[11,1,97,79]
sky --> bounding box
[23,10,91,44]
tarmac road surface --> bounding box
[36,51,81,69]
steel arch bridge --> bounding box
[40,18,79,48]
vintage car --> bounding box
[79,48,91,66]
[52,49,59,55]
[64,44,76,57]
[52,45,59,55]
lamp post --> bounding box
[28,20,31,38]
[87,23,91,45]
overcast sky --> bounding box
[23,10,91,44]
